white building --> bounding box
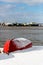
[5,22,13,26]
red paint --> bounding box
[17,43,32,50]
[3,40,18,54]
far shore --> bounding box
[0,25,43,30]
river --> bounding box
[0,26,43,47]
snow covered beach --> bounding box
[0,46,43,65]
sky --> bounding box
[0,0,43,23]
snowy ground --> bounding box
[0,46,43,65]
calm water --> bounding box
[0,26,43,47]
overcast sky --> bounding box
[0,0,43,23]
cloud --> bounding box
[1,0,43,5]
[0,3,17,17]
[0,8,43,23]
[0,0,43,23]
[0,3,26,22]
[0,2,26,17]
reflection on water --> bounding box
[0,27,43,47]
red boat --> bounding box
[3,38,32,54]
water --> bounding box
[0,26,43,47]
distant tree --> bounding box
[2,23,5,26]
[0,23,1,25]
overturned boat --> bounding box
[3,38,32,54]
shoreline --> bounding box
[0,26,43,30]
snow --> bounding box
[0,46,43,65]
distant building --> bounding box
[29,22,39,26]
[29,22,37,24]
[5,23,13,26]
[39,23,43,27]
